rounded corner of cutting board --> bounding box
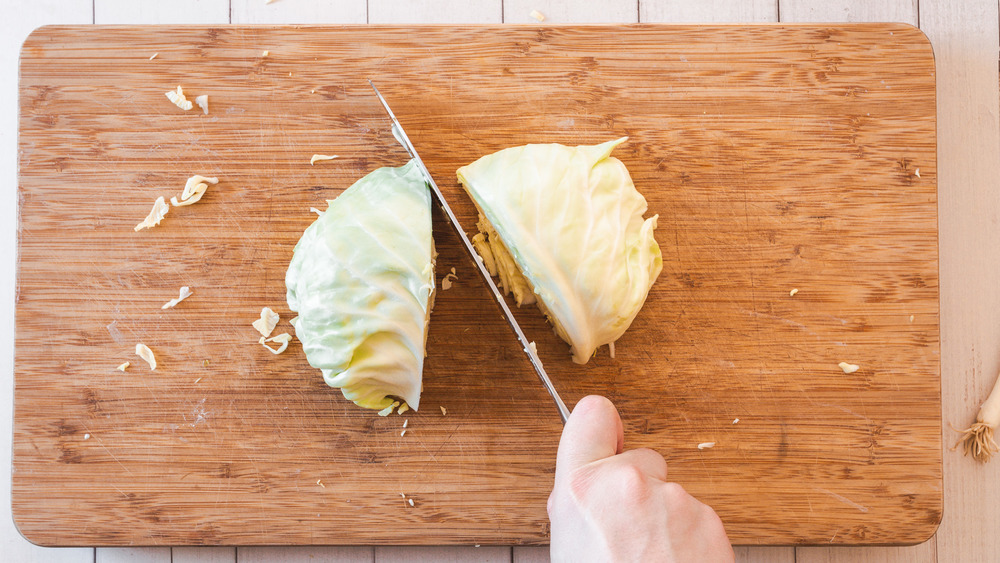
[19,24,69,58]
[9,503,58,549]
[887,22,938,70]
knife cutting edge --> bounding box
[368,79,570,424]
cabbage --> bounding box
[285,160,433,411]
[457,137,662,364]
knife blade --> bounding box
[368,80,570,424]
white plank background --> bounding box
[4,0,998,561]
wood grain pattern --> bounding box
[921,0,1000,562]
[14,24,939,547]
[1,4,96,563]
[640,7,790,563]
[790,5,934,563]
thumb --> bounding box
[555,395,625,478]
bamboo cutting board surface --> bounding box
[14,24,939,546]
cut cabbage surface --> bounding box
[457,137,662,364]
[286,160,433,411]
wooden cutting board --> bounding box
[14,24,939,546]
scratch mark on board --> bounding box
[106,320,125,344]
[814,487,869,513]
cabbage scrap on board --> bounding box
[286,160,434,411]
[457,137,662,364]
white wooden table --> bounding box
[3,1,997,561]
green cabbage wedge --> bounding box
[457,137,662,364]
[286,160,433,411]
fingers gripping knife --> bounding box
[369,80,570,424]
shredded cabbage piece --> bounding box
[165,86,193,111]
[471,233,497,274]
[310,154,338,165]
[378,401,401,417]
[474,214,536,306]
[135,343,156,370]
[134,196,169,231]
[162,286,193,309]
[259,333,293,354]
[171,175,218,207]
[839,362,860,374]
[252,307,280,337]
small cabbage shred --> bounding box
[457,137,662,364]
[252,307,280,337]
[260,333,293,354]
[286,160,433,411]
[162,286,193,309]
[171,175,218,207]
[165,86,193,111]
[135,343,156,370]
[134,196,170,232]
[310,154,338,165]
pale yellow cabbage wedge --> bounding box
[457,138,662,364]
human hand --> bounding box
[547,395,734,563]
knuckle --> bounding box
[634,447,668,470]
[611,462,651,501]
[660,481,690,503]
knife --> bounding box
[368,80,571,424]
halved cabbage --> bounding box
[457,137,662,364]
[286,160,433,411]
